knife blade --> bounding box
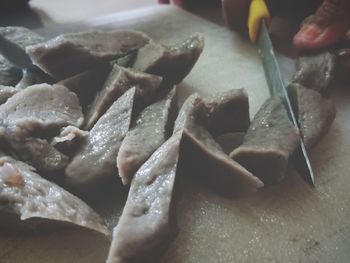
[256,20,315,186]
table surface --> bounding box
[1,3,349,263]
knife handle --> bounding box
[248,0,271,43]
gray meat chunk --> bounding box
[0,156,108,235]
[288,83,336,149]
[51,125,89,147]
[0,85,19,104]
[107,132,183,263]
[0,55,22,86]
[204,88,250,137]
[15,67,54,89]
[117,87,177,185]
[58,65,110,112]
[0,83,83,131]
[132,33,204,87]
[0,27,44,69]
[65,88,136,189]
[26,30,151,79]
[230,97,300,184]
[292,50,336,96]
[84,65,162,130]
[175,93,263,193]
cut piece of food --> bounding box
[204,88,250,137]
[26,30,151,79]
[0,26,44,69]
[0,156,108,235]
[84,65,162,130]
[51,125,89,148]
[65,88,136,189]
[0,85,19,105]
[174,93,263,193]
[107,132,183,263]
[291,50,336,96]
[288,83,336,149]
[15,67,54,89]
[2,130,69,174]
[230,97,300,184]
[0,55,22,86]
[117,87,178,185]
[132,33,204,87]
[0,83,83,131]
[58,65,110,112]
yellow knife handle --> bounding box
[248,0,271,43]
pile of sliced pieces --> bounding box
[0,26,336,262]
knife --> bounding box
[248,0,315,186]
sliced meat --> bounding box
[117,87,178,185]
[0,156,108,235]
[0,27,44,69]
[291,50,336,96]
[26,30,151,79]
[107,132,183,263]
[0,83,83,131]
[230,97,300,184]
[58,65,110,112]
[65,88,136,189]
[51,126,89,147]
[175,93,263,193]
[204,88,250,137]
[0,55,22,86]
[84,65,162,130]
[0,85,19,104]
[132,33,204,87]
[288,83,336,149]
[15,67,54,89]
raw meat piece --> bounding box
[51,125,89,147]
[0,55,21,86]
[0,85,19,104]
[174,93,263,193]
[0,156,108,235]
[15,67,54,89]
[230,97,300,184]
[65,88,136,189]
[288,83,336,149]
[117,87,177,185]
[292,50,336,96]
[107,132,183,263]
[0,83,83,131]
[132,33,204,87]
[26,30,151,79]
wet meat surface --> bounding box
[230,97,300,184]
[0,156,108,235]
[288,83,336,149]
[107,132,183,263]
[65,88,136,189]
[132,33,204,87]
[117,87,177,185]
[84,65,162,130]
[292,50,336,96]
[26,30,151,79]
[0,85,19,105]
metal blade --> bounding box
[257,20,315,186]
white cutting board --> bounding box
[1,5,349,263]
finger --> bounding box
[294,0,350,50]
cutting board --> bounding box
[1,5,349,263]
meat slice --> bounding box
[204,88,250,137]
[58,65,110,112]
[291,50,336,96]
[117,87,178,185]
[107,132,183,263]
[288,83,336,149]
[0,27,44,69]
[51,126,89,149]
[26,30,151,79]
[65,88,136,189]
[0,55,21,86]
[84,65,162,130]
[132,33,204,87]
[230,97,300,184]
[175,93,263,193]
[0,156,108,235]
[0,83,83,131]
[0,85,19,104]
